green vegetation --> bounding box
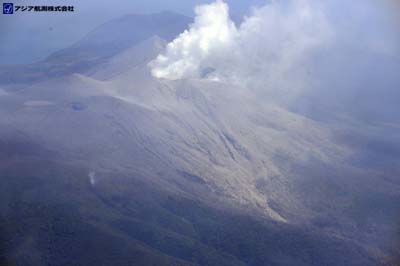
[0,159,385,266]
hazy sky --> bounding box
[0,0,267,64]
[0,0,399,65]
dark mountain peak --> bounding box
[47,11,191,63]
[0,12,190,86]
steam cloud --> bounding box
[149,0,332,92]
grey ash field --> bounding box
[0,11,400,266]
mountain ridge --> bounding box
[0,11,399,266]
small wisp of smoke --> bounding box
[88,171,96,186]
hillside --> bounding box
[0,11,399,266]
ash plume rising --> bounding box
[149,0,332,95]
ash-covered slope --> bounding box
[0,14,399,266]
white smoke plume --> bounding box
[150,0,237,80]
[88,171,96,186]
[150,0,332,93]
